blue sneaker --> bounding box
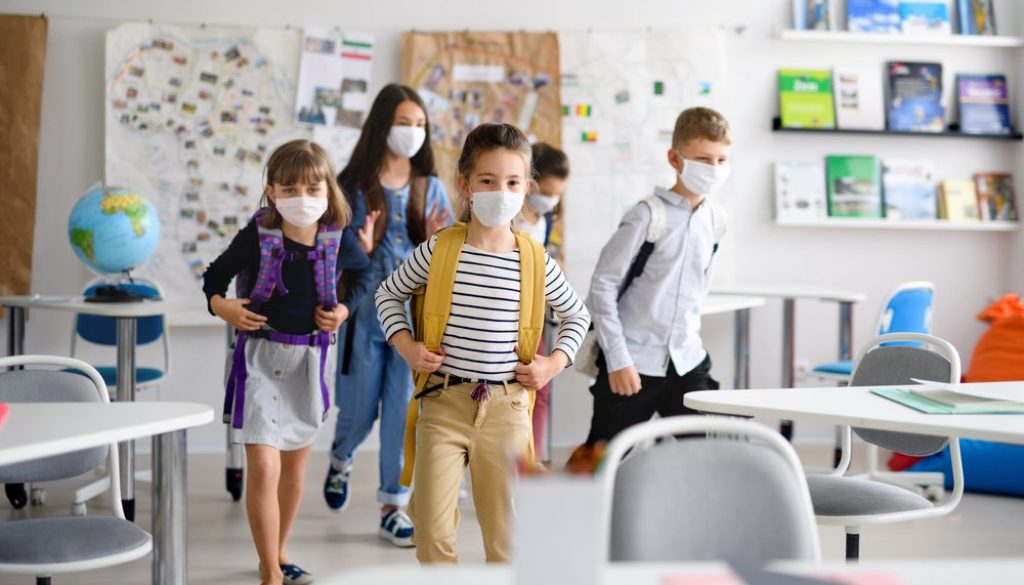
[280,563,314,585]
[379,509,415,548]
[323,463,352,512]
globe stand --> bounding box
[84,285,147,303]
[84,271,159,304]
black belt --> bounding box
[414,374,512,399]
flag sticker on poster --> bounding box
[295,27,374,128]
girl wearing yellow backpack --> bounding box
[374,123,590,563]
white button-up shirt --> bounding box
[587,186,720,377]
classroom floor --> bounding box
[1,445,1023,584]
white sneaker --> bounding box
[379,508,415,548]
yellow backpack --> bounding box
[400,223,546,486]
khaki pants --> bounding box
[408,374,532,563]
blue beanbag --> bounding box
[909,439,1024,497]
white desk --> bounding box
[702,294,766,390]
[0,401,214,585]
[319,558,1024,585]
[684,382,1024,445]
[710,285,866,439]
[1,295,185,520]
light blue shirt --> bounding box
[587,187,720,377]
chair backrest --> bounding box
[600,416,820,565]
[851,332,960,456]
[76,279,164,346]
[0,358,108,483]
[876,281,934,339]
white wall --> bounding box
[1,0,1022,454]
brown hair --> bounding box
[531,142,570,180]
[340,84,436,249]
[260,139,351,229]
[455,123,534,222]
[671,107,731,149]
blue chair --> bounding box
[811,281,934,382]
[66,278,170,513]
[71,279,170,393]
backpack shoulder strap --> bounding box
[641,194,667,243]
[245,217,285,306]
[708,201,727,244]
[314,224,343,308]
[617,195,666,301]
[415,223,467,357]
[513,231,546,364]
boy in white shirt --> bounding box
[584,107,731,444]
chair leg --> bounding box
[845,528,860,563]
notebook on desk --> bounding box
[872,387,1024,414]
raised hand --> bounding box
[425,201,453,237]
[357,209,382,253]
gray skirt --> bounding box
[230,336,334,451]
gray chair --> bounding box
[0,355,152,585]
[807,332,964,562]
[598,415,821,565]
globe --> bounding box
[67,183,160,276]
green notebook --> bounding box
[872,387,1024,414]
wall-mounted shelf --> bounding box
[772,118,1024,141]
[777,29,1024,48]
[776,218,1019,232]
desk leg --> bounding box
[733,308,751,389]
[116,317,137,521]
[4,306,27,507]
[780,298,796,440]
[152,430,188,585]
[5,306,25,360]
[834,301,855,466]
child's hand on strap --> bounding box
[357,209,382,254]
[211,296,267,331]
[392,331,445,374]
[515,349,569,391]
[608,365,642,396]
[315,304,350,332]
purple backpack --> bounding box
[223,208,343,429]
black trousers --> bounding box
[585,353,719,445]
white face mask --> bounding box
[387,125,427,159]
[274,196,328,227]
[527,193,561,215]
[471,190,525,227]
[679,157,731,195]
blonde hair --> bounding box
[260,139,351,228]
[455,123,534,222]
[671,107,731,149]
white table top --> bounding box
[0,295,185,318]
[685,382,1024,445]
[0,402,215,465]
[702,293,766,315]
[711,284,866,303]
[320,558,1024,585]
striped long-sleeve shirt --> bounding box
[376,234,590,382]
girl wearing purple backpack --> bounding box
[203,139,373,585]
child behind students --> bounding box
[323,83,453,548]
[375,123,590,563]
[583,107,729,446]
[513,142,570,456]
[204,139,372,585]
